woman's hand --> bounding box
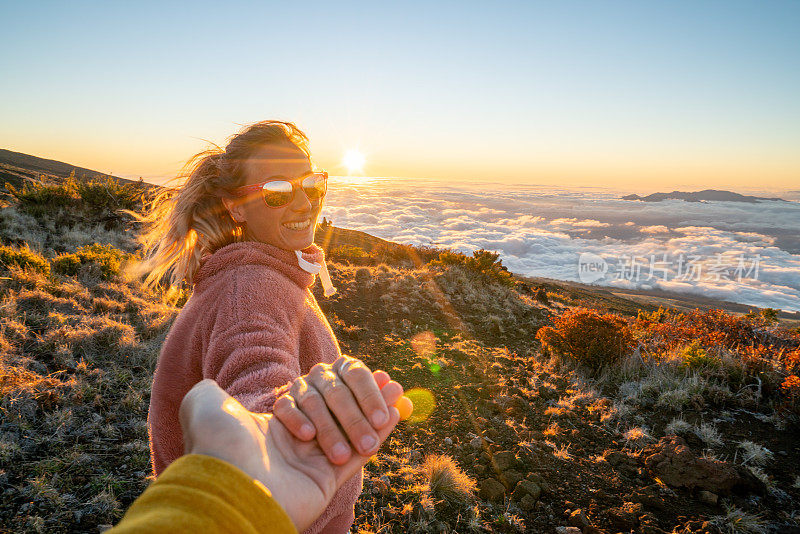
[272,356,404,464]
[180,379,401,532]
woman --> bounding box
[135,121,399,534]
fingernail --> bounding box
[332,442,350,459]
[360,435,377,452]
[371,411,388,427]
[300,424,314,438]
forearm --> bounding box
[110,455,297,534]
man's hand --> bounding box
[179,379,400,532]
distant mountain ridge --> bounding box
[622,189,787,203]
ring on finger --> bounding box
[335,358,356,377]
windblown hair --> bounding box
[130,120,310,288]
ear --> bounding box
[221,197,246,224]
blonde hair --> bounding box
[131,120,310,288]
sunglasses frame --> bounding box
[228,170,328,208]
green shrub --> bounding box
[6,174,144,225]
[5,177,80,217]
[681,341,718,370]
[745,307,779,327]
[52,243,128,281]
[431,248,515,287]
[328,245,370,265]
[0,244,50,275]
[76,176,142,215]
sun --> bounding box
[342,149,365,174]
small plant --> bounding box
[695,423,723,448]
[6,175,80,217]
[431,248,515,287]
[536,307,634,371]
[421,454,477,503]
[623,426,652,448]
[681,341,718,370]
[0,244,50,275]
[664,418,693,436]
[738,441,774,466]
[52,243,129,281]
[712,505,768,534]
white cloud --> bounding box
[321,179,800,311]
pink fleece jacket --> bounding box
[148,241,360,534]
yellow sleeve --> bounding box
[109,454,298,534]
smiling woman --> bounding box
[129,120,399,534]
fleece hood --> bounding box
[194,241,329,292]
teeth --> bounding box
[283,219,311,230]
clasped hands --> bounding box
[273,356,404,464]
[180,356,405,531]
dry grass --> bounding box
[421,454,477,504]
[712,504,769,534]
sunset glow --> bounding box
[342,149,365,174]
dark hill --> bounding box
[622,189,786,203]
[0,148,145,190]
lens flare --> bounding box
[404,388,435,423]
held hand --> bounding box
[273,356,404,464]
[179,379,400,532]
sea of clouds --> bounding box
[320,178,800,312]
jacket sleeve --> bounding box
[201,274,303,413]
[109,454,297,534]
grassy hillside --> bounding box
[0,149,149,191]
[1,172,799,533]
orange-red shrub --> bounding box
[536,307,634,370]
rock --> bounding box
[638,512,664,534]
[519,494,538,511]
[698,490,719,505]
[526,472,551,494]
[555,527,582,534]
[408,449,422,461]
[444,437,453,446]
[478,478,506,502]
[493,450,518,471]
[470,436,484,450]
[371,478,389,495]
[643,436,762,495]
[503,469,524,488]
[624,484,667,511]
[512,480,542,501]
[568,509,589,528]
[604,450,628,466]
[605,501,642,531]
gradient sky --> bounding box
[1,0,798,191]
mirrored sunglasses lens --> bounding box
[262,181,293,207]
[302,174,327,200]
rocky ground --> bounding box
[315,262,800,534]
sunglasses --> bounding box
[228,171,328,208]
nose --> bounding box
[289,184,312,213]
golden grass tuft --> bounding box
[421,454,477,504]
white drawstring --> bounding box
[295,250,337,297]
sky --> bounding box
[1,1,798,191]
